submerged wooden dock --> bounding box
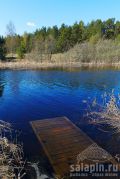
[30,117,116,178]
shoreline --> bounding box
[1,61,120,70]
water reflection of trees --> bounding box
[1,70,119,94]
[0,77,5,97]
[35,71,120,91]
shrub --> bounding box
[0,36,6,60]
[16,41,26,59]
[16,47,25,59]
[89,33,100,44]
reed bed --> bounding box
[1,61,120,70]
[85,90,120,134]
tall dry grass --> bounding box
[86,90,120,134]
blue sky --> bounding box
[0,0,119,35]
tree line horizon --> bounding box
[0,18,120,60]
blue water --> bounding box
[0,69,120,160]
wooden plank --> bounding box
[30,116,117,178]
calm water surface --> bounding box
[0,68,120,161]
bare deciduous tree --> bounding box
[6,21,16,37]
[6,21,16,57]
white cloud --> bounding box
[26,22,36,27]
